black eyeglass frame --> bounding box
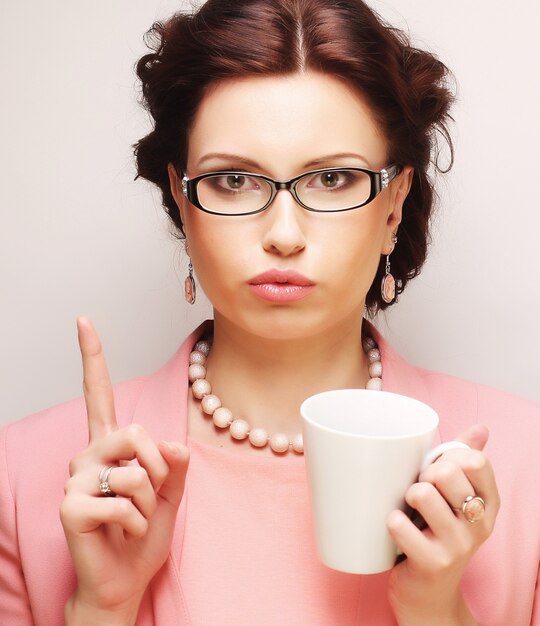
[178,164,402,216]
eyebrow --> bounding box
[195,152,371,170]
[306,152,370,168]
[196,153,260,169]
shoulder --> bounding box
[416,365,539,428]
[374,323,539,470]
[413,366,540,478]
[373,322,539,438]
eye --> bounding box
[210,173,262,193]
[306,170,353,190]
[226,174,246,189]
[320,172,341,188]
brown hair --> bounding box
[133,0,455,312]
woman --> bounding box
[1,0,538,624]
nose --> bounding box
[261,189,307,257]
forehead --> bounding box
[187,72,388,174]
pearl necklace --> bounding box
[188,334,383,455]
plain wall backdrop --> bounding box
[1,0,539,426]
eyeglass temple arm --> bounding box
[381,165,401,189]
[181,175,189,197]
[381,164,402,189]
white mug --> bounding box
[301,389,468,575]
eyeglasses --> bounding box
[180,165,402,216]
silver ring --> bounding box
[98,465,116,497]
[454,495,485,523]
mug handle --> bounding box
[420,440,471,473]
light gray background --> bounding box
[1,0,539,426]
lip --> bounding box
[247,269,315,303]
[248,269,315,287]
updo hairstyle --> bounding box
[133,0,455,312]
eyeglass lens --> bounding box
[196,170,373,214]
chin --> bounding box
[230,308,351,342]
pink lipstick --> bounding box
[248,269,315,303]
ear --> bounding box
[167,163,188,227]
[383,165,414,254]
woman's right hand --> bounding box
[60,317,190,626]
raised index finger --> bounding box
[77,316,118,441]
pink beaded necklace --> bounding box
[188,334,382,455]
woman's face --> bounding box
[169,72,412,340]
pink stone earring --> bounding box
[381,233,398,304]
[185,259,196,305]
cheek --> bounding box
[184,214,252,289]
[183,208,226,262]
[321,206,387,277]
[330,235,381,301]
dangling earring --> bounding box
[185,259,196,305]
[381,233,398,304]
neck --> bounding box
[201,312,372,436]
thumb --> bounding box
[454,424,489,451]
[157,441,190,509]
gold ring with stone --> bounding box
[455,495,485,523]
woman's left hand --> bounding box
[386,424,500,626]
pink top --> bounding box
[180,436,371,625]
[1,321,539,625]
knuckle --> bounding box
[407,481,434,506]
[59,498,70,522]
[466,450,488,472]
[386,510,404,533]
[68,452,86,477]
[125,423,146,443]
[133,518,149,538]
[59,496,81,526]
[420,546,453,575]
[63,476,77,495]
[433,551,453,573]
[130,466,149,489]
[112,497,132,519]
[434,461,458,482]
[426,545,455,580]
[68,458,78,477]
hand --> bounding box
[386,425,500,626]
[60,317,190,625]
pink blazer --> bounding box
[1,321,539,625]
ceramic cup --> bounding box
[301,389,468,575]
